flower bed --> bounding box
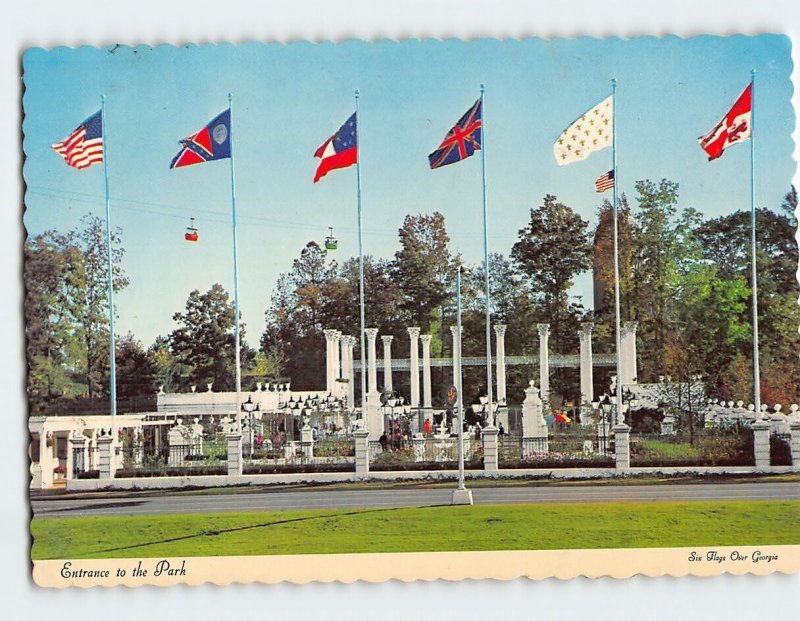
[115,466,227,478]
[243,463,354,475]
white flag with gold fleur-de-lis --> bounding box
[554,96,613,165]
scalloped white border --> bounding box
[7,0,800,614]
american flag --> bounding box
[594,169,615,193]
[52,111,103,170]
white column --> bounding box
[629,321,639,384]
[620,321,638,385]
[408,327,421,408]
[494,324,507,404]
[340,334,355,407]
[450,325,461,390]
[340,333,348,386]
[332,329,342,383]
[579,322,594,422]
[39,432,53,488]
[420,334,433,408]
[381,335,394,392]
[323,329,340,393]
[619,323,630,385]
[345,336,356,407]
[365,328,379,394]
[538,324,550,406]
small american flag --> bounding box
[52,111,103,170]
[594,169,615,193]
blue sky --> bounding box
[22,36,795,348]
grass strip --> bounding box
[31,499,800,560]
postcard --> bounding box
[23,35,799,588]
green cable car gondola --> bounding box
[324,227,338,250]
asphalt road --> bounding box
[30,481,800,518]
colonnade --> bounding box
[323,321,639,411]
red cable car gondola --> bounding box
[185,217,199,242]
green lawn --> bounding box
[31,499,800,560]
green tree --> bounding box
[115,333,156,398]
[392,212,456,332]
[667,264,751,394]
[147,335,185,393]
[694,191,799,403]
[68,214,129,397]
[262,242,339,390]
[24,231,85,409]
[511,195,592,352]
[170,283,252,391]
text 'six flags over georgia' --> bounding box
[52,111,103,170]
[170,109,232,169]
[314,112,357,182]
[429,98,482,169]
[698,83,752,161]
[554,96,612,166]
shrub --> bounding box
[770,435,792,466]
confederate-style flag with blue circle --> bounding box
[313,112,358,182]
[428,98,482,169]
[170,109,232,169]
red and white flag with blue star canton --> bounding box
[314,112,358,182]
[428,98,482,169]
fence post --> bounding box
[613,424,630,471]
[521,380,548,456]
[482,427,499,472]
[168,423,190,467]
[789,421,800,468]
[97,435,114,480]
[354,429,369,478]
[67,435,86,480]
[226,432,243,477]
[301,425,314,459]
[752,420,771,471]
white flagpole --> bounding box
[355,90,368,418]
[100,95,117,428]
[610,78,624,425]
[480,84,495,428]
[749,70,762,419]
[228,93,243,430]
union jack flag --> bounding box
[428,98,482,169]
